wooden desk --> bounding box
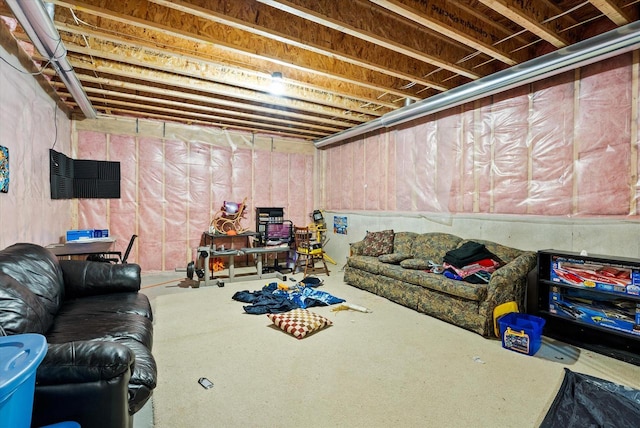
[46,239,115,258]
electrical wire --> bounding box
[0,53,53,76]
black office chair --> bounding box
[119,234,137,263]
[88,234,137,264]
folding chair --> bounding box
[89,234,137,264]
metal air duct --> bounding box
[5,0,97,119]
[315,21,640,148]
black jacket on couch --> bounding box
[0,243,157,428]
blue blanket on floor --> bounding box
[232,283,344,314]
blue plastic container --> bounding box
[498,313,546,356]
[0,334,48,428]
[42,423,81,428]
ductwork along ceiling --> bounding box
[0,0,638,143]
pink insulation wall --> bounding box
[323,52,640,219]
[75,129,315,271]
[0,43,72,251]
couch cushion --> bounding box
[46,311,154,349]
[0,272,50,334]
[377,263,487,301]
[361,230,395,256]
[378,253,412,264]
[0,243,64,332]
[393,232,418,254]
[57,292,153,321]
[379,262,428,285]
[400,258,432,270]
[411,233,463,261]
[416,275,487,301]
[347,255,383,275]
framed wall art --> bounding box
[0,145,8,193]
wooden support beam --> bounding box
[589,0,635,25]
[150,0,454,92]
[61,54,373,126]
[51,0,426,102]
[370,0,526,66]
[54,21,396,115]
[478,0,574,48]
[51,77,347,135]
[257,0,486,79]
[87,104,322,140]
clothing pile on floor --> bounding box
[232,279,344,314]
[441,241,504,284]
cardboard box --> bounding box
[550,256,640,296]
[92,229,109,238]
[66,229,94,241]
[66,229,109,241]
[549,288,640,337]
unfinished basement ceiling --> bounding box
[1,0,638,141]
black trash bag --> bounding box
[540,368,640,428]
[300,276,324,287]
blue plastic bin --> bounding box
[0,334,48,428]
[498,313,546,356]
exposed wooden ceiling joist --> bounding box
[0,0,636,141]
[150,0,454,92]
[589,0,635,25]
[53,21,398,114]
[257,0,490,79]
[370,0,523,66]
[478,0,572,48]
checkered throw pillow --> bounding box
[267,309,332,339]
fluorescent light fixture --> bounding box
[5,0,97,119]
[270,71,285,95]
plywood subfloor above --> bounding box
[0,0,637,141]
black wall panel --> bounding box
[50,149,120,199]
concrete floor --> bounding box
[134,271,189,428]
[134,254,323,427]
[134,267,284,427]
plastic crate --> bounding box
[0,334,48,428]
[498,313,546,356]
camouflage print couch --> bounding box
[344,231,537,336]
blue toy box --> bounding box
[0,334,48,428]
[498,313,545,356]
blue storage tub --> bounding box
[0,334,48,428]
[498,313,546,356]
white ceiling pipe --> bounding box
[315,21,640,148]
[5,0,97,119]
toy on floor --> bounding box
[331,302,372,313]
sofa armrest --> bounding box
[486,251,537,307]
[59,260,141,298]
[36,340,134,385]
[350,240,366,256]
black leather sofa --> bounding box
[0,243,157,428]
